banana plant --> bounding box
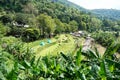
[81,42,120,80]
[1,41,120,80]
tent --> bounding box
[47,39,51,43]
[40,42,45,46]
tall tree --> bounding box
[90,18,102,31]
[69,20,78,32]
[37,14,56,37]
[54,18,64,34]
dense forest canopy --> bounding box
[0,0,120,40]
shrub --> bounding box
[8,26,25,37]
[92,31,115,47]
[22,28,40,42]
[0,22,10,36]
[0,14,14,24]
[0,36,18,44]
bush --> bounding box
[0,14,14,24]
[15,13,34,25]
[117,38,120,53]
[22,28,40,42]
[0,36,19,49]
[92,31,115,47]
[0,22,10,36]
[8,26,25,37]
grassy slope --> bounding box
[28,34,84,59]
[27,34,119,59]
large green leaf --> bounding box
[6,62,18,80]
[105,59,120,69]
[0,71,6,80]
[94,47,101,58]
[76,47,82,66]
[88,50,98,59]
[60,52,69,61]
[103,42,120,59]
[79,73,87,80]
[22,60,31,69]
[100,60,113,79]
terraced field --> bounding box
[28,34,113,59]
[28,34,84,59]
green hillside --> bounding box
[92,9,120,20]
[0,0,120,54]
[0,0,120,79]
[53,0,88,12]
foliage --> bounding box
[92,31,115,47]
[89,18,102,32]
[54,18,64,34]
[92,9,120,20]
[0,36,18,45]
[0,23,10,37]
[37,14,56,37]
[0,0,120,79]
[15,13,33,25]
[0,0,29,12]
[22,2,38,15]
[0,42,120,80]
[0,0,120,40]
[92,31,120,53]
[69,20,78,32]
[22,28,40,42]
[8,26,25,37]
[0,13,14,24]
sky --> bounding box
[68,0,120,10]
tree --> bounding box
[63,23,71,33]
[79,21,86,30]
[8,26,25,37]
[15,13,32,25]
[102,19,115,31]
[0,14,14,24]
[0,0,30,12]
[92,31,115,47]
[37,14,56,37]
[69,20,78,32]
[54,18,64,34]
[22,28,40,42]
[22,3,38,15]
[90,18,102,31]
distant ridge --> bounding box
[92,9,120,20]
[52,0,88,12]
[53,0,120,20]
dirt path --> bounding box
[82,37,94,52]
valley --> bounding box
[0,0,120,79]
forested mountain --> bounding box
[52,0,120,20]
[0,0,120,41]
[92,9,120,20]
[0,0,96,39]
[52,0,88,12]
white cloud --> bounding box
[68,0,120,9]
